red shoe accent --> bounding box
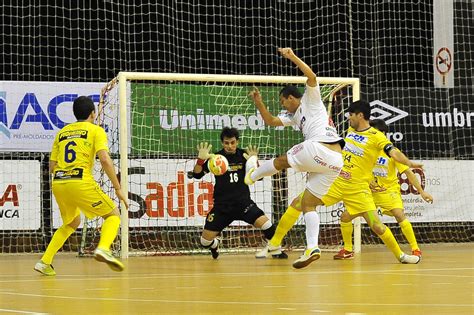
[333,248,354,260]
[412,249,422,257]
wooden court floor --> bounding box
[0,243,472,315]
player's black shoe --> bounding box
[210,247,219,259]
[272,251,288,259]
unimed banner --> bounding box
[53,158,272,228]
[0,160,41,230]
[0,81,104,152]
[288,160,473,223]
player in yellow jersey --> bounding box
[367,119,433,258]
[264,100,423,264]
[34,96,129,276]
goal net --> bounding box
[78,73,360,257]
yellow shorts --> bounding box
[321,179,377,215]
[52,180,116,225]
[372,189,404,213]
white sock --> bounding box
[304,211,320,249]
[251,158,278,181]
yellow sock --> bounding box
[379,227,403,258]
[341,221,353,251]
[41,225,75,265]
[269,206,301,247]
[98,215,121,250]
[399,219,419,251]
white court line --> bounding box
[277,308,297,311]
[130,287,155,290]
[0,309,48,315]
[1,267,473,284]
[0,291,472,308]
[310,310,330,313]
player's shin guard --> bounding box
[340,221,354,251]
[41,225,75,264]
[269,206,300,247]
[399,219,419,251]
[379,226,403,258]
[304,211,320,248]
[98,215,121,251]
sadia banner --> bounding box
[0,160,41,230]
[53,158,272,228]
[0,81,104,152]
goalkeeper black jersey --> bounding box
[203,147,252,206]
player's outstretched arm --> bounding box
[98,150,129,209]
[278,47,317,87]
[248,87,283,126]
[388,148,423,169]
[402,169,434,203]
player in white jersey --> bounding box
[247,48,344,268]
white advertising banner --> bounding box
[53,158,272,228]
[0,81,104,152]
[287,160,474,223]
[0,160,41,230]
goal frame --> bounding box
[110,72,361,258]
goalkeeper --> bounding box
[188,127,286,259]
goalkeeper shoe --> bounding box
[255,244,288,259]
[244,168,255,185]
[210,238,220,259]
[333,248,355,260]
[94,248,124,272]
[399,252,421,264]
[412,249,422,257]
[292,247,321,269]
[34,260,56,276]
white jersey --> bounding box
[278,83,342,143]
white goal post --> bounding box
[99,72,360,258]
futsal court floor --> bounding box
[0,243,472,314]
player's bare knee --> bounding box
[371,222,386,235]
[340,210,352,222]
[273,155,290,170]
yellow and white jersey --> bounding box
[373,150,409,191]
[339,126,392,185]
[50,121,109,183]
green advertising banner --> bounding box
[130,83,304,157]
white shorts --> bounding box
[287,140,343,199]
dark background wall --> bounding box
[1,0,472,158]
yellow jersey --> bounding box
[372,150,409,191]
[339,126,392,185]
[50,121,109,183]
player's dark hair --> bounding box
[279,85,303,99]
[347,100,371,120]
[73,96,95,120]
[220,127,239,141]
[369,119,389,133]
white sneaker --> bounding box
[255,244,287,259]
[34,260,56,276]
[292,247,321,269]
[94,248,125,272]
[399,252,421,264]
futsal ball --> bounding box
[208,154,229,176]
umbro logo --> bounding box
[370,100,408,124]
